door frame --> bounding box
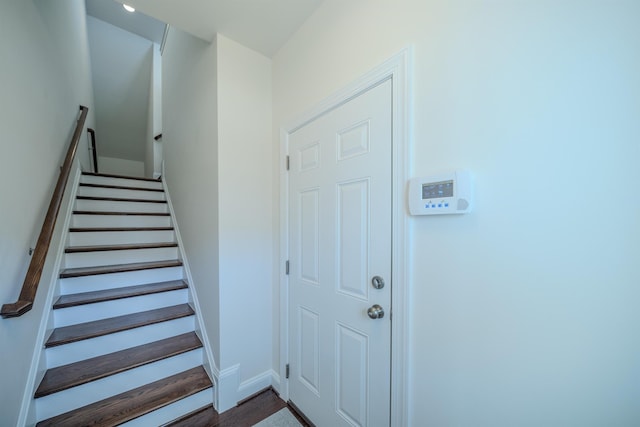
[279,48,412,426]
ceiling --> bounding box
[85,0,166,44]
[112,0,324,57]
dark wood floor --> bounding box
[167,388,311,427]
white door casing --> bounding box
[280,48,411,427]
[288,79,392,426]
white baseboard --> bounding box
[216,364,239,413]
[270,370,282,396]
[238,370,275,401]
[17,164,83,427]
[162,179,219,409]
[215,367,278,414]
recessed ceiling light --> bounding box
[123,4,135,12]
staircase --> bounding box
[33,172,214,426]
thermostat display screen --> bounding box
[422,180,453,199]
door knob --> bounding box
[367,304,384,319]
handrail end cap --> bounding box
[1,301,33,318]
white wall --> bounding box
[162,28,273,410]
[216,34,273,398]
[98,155,145,177]
[145,43,163,179]
[162,27,221,373]
[272,1,640,425]
[152,43,163,178]
[145,52,154,179]
[0,1,95,425]
[87,15,152,168]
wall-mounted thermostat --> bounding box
[408,170,473,215]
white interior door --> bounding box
[288,79,392,427]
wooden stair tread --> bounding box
[77,195,167,204]
[65,242,178,253]
[165,388,291,427]
[35,332,202,398]
[82,171,162,183]
[35,366,211,427]
[69,226,174,232]
[53,280,188,309]
[45,304,194,347]
[73,210,170,216]
[80,182,165,192]
[163,405,217,427]
[59,259,183,278]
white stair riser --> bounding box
[64,247,179,269]
[32,174,214,425]
[36,349,204,421]
[53,289,189,327]
[75,199,168,214]
[69,230,176,246]
[78,186,166,201]
[120,388,214,427]
[46,316,196,368]
[81,175,163,190]
[59,266,184,294]
[72,214,171,228]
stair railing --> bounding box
[88,128,98,173]
[1,105,89,318]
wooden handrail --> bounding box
[1,106,89,318]
[88,128,98,173]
